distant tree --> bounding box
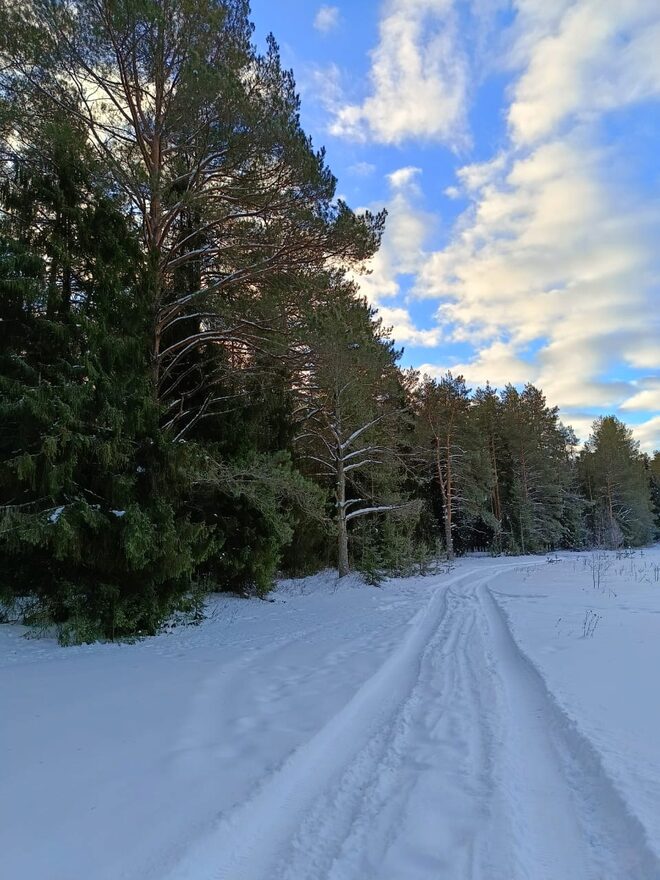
[498,385,576,553]
[471,384,505,550]
[648,451,660,537]
[414,374,491,560]
[579,417,654,548]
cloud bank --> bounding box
[334,0,660,450]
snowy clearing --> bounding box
[2,548,660,880]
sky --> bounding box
[249,0,660,452]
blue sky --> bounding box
[249,0,660,452]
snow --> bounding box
[48,505,65,523]
[2,550,660,879]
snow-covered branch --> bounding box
[346,504,403,522]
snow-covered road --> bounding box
[3,551,660,879]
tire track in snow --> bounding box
[480,581,660,880]
[272,565,536,880]
[162,566,486,880]
[170,593,431,779]
[164,561,660,880]
[276,581,495,880]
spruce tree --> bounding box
[0,119,210,642]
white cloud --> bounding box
[416,127,658,421]
[620,379,660,413]
[387,166,422,190]
[352,168,439,348]
[508,0,660,146]
[377,307,441,347]
[625,336,660,370]
[356,166,436,305]
[420,136,655,340]
[348,161,376,176]
[418,339,537,387]
[632,415,660,454]
[456,152,506,192]
[313,5,340,34]
[308,62,344,110]
[330,0,469,146]
[354,250,399,302]
[332,0,660,430]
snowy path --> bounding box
[164,562,660,880]
[3,552,660,879]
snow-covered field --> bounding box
[2,548,660,880]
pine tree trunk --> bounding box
[606,475,616,548]
[338,514,350,578]
[337,460,350,577]
[146,114,164,395]
[443,508,454,561]
[435,440,454,560]
[490,434,502,524]
[519,443,529,554]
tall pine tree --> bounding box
[579,417,654,548]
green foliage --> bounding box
[413,378,599,557]
[0,0,655,646]
[579,417,654,548]
[352,504,433,584]
[190,450,325,595]
[649,451,660,537]
[414,373,490,559]
[292,280,419,577]
[0,121,212,642]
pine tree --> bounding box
[498,385,575,553]
[0,0,384,435]
[579,417,654,548]
[293,282,412,577]
[648,451,660,538]
[0,0,384,630]
[471,384,505,550]
[414,374,491,560]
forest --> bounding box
[0,0,658,644]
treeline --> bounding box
[0,1,657,643]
